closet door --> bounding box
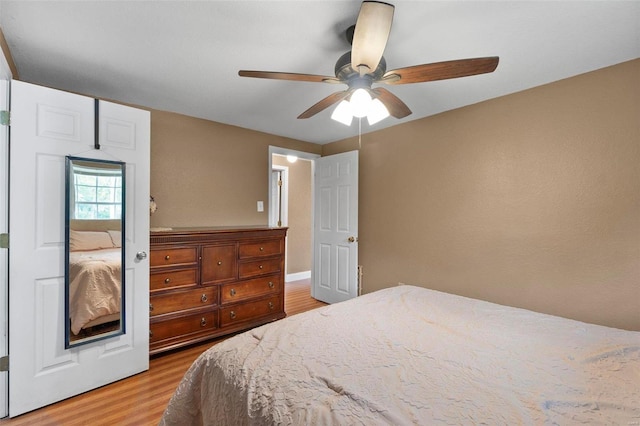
[8,80,150,416]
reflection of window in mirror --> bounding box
[71,163,122,220]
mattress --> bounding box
[160,285,640,425]
[68,247,122,335]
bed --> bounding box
[68,227,122,335]
[160,285,640,425]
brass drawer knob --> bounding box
[164,278,171,284]
[230,288,236,296]
[230,311,236,319]
[201,294,208,303]
[165,255,170,260]
[149,303,154,312]
[259,247,264,251]
[268,281,274,289]
[259,265,263,270]
[217,261,222,266]
[200,317,207,327]
[268,301,274,310]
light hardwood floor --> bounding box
[0,279,326,425]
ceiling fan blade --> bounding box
[371,87,411,118]
[351,1,394,76]
[298,90,352,119]
[239,70,341,84]
[380,56,499,85]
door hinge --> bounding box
[0,111,9,126]
[0,233,7,249]
[277,179,282,187]
[0,356,8,372]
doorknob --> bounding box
[347,236,358,243]
[136,251,148,260]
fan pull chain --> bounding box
[358,117,362,150]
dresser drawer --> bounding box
[150,247,198,267]
[150,287,217,316]
[201,244,237,283]
[238,258,281,279]
[150,311,217,343]
[150,268,198,292]
[220,295,282,327]
[239,239,282,259]
[221,275,281,304]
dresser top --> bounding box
[150,226,288,244]
[151,225,285,234]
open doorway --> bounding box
[268,147,319,283]
[269,147,359,304]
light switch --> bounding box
[257,201,264,212]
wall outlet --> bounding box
[257,201,264,212]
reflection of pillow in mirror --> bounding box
[69,230,115,251]
[108,230,122,248]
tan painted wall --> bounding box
[149,110,320,228]
[272,155,312,275]
[323,59,640,331]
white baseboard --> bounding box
[286,270,311,282]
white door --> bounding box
[313,150,358,304]
[8,80,150,416]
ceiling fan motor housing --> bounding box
[335,51,387,90]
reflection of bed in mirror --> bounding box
[68,220,122,338]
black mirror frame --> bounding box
[64,156,126,348]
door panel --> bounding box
[313,150,358,304]
[8,80,150,416]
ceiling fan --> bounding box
[238,1,499,125]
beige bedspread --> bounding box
[160,285,640,425]
[68,248,121,335]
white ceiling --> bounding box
[0,1,638,145]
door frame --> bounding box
[0,41,13,419]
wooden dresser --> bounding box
[149,226,287,355]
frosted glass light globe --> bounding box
[367,98,390,125]
[350,88,372,118]
[331,100,353,126]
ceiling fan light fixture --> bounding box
[239,2,499,125]
[350,88,372,118]
[367,98,389,125]
[332,90,391,126]
[331,100,354,126]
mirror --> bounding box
[65,156,126,348]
